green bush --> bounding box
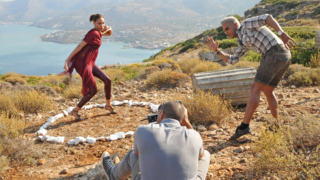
[242,50,262,62]
[253,7,258,14]
[219,38,238,49]
[314,5,320,15]
[291,38,317,65]
[283,26,317,39]
[286,10,301,16]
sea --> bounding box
[0,24,161,76]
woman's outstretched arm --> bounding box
[64,40,87,71]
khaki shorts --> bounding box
[255,44,291,88]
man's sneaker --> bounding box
[230,126,251,140]
[101,151,115,179]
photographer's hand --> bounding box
[181,108,193,129]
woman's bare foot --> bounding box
[105,106,117,114]
[72,109,84,120]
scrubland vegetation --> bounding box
[1,3,320,177]
[253,115,320,179]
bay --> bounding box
[0,24,160,76]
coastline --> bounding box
[0,24,161,76]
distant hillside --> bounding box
[30,0,260,30]
[0,0,133,22]
[145,0,320,65]
[245,0,320,26]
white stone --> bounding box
[47,117,57,123]
[54,136,65,144]
[63,110,68,117]
[66,106,74,113]
[111,101,124,106]
[68,139,75,145]
[110,135,118,141]
[125,131,134,138]
[132,101,139,106]
[54,113,64,119]
[75,137,86,145]
[37,129,47,136]
[114,132,125,139]
[86,137,96,144]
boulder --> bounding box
[159,63,172,69]
[32,85,59,97]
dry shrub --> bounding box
[223,61,260,70]
[0,90,52,116]
[177,57,221,75]
[1,72,27,80]
[146,69,191,89]
[52,86,63,94]
[252,115,320,178]
[138,66,161,79]
[104,68,124,83]
[0,112,25,138]
[151,59,180,70]
[0,156,9,173]
[172,90,233,126]
[63,83,82,99]
[38,75,64,86]
[0,137,43,166]
[284,64,320,86]
[308,50,320,68]
[5,77,27,85]
[145,66,161,74]
[0,111,43,171]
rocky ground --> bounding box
[2,80,320,180]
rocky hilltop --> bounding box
[245,0,320,23]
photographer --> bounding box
[101,101,210,180]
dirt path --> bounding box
[2,81,320,180]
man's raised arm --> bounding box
[265,15,295,49]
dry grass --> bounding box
[0,90,52,116]
[0,137,43,167]
[177,57,221,76]
[223,61,260,70]
[308,50,320,68]
[286,19,320,27]
[172,90,233,126]
[151,59,180,70]
[137,66,161,79]
[63,83,82,99]
[1,72,27,80]
[1,72,28,86]
[37,75,64,86]
[284,64,320,86]
[0,155,9,173]
[252,115,320,179]
[103,68,124,83]
[146,69,191,89]
[5,77,27,85]
[0,111,43,172]
[0,112,25,138]
[52,86,63,94]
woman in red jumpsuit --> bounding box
[62,14,117,120]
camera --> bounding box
[147,114,158,123]
[145,100,182,123]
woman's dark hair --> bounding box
[89,14,104,22]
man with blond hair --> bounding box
[206,14,295,138]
